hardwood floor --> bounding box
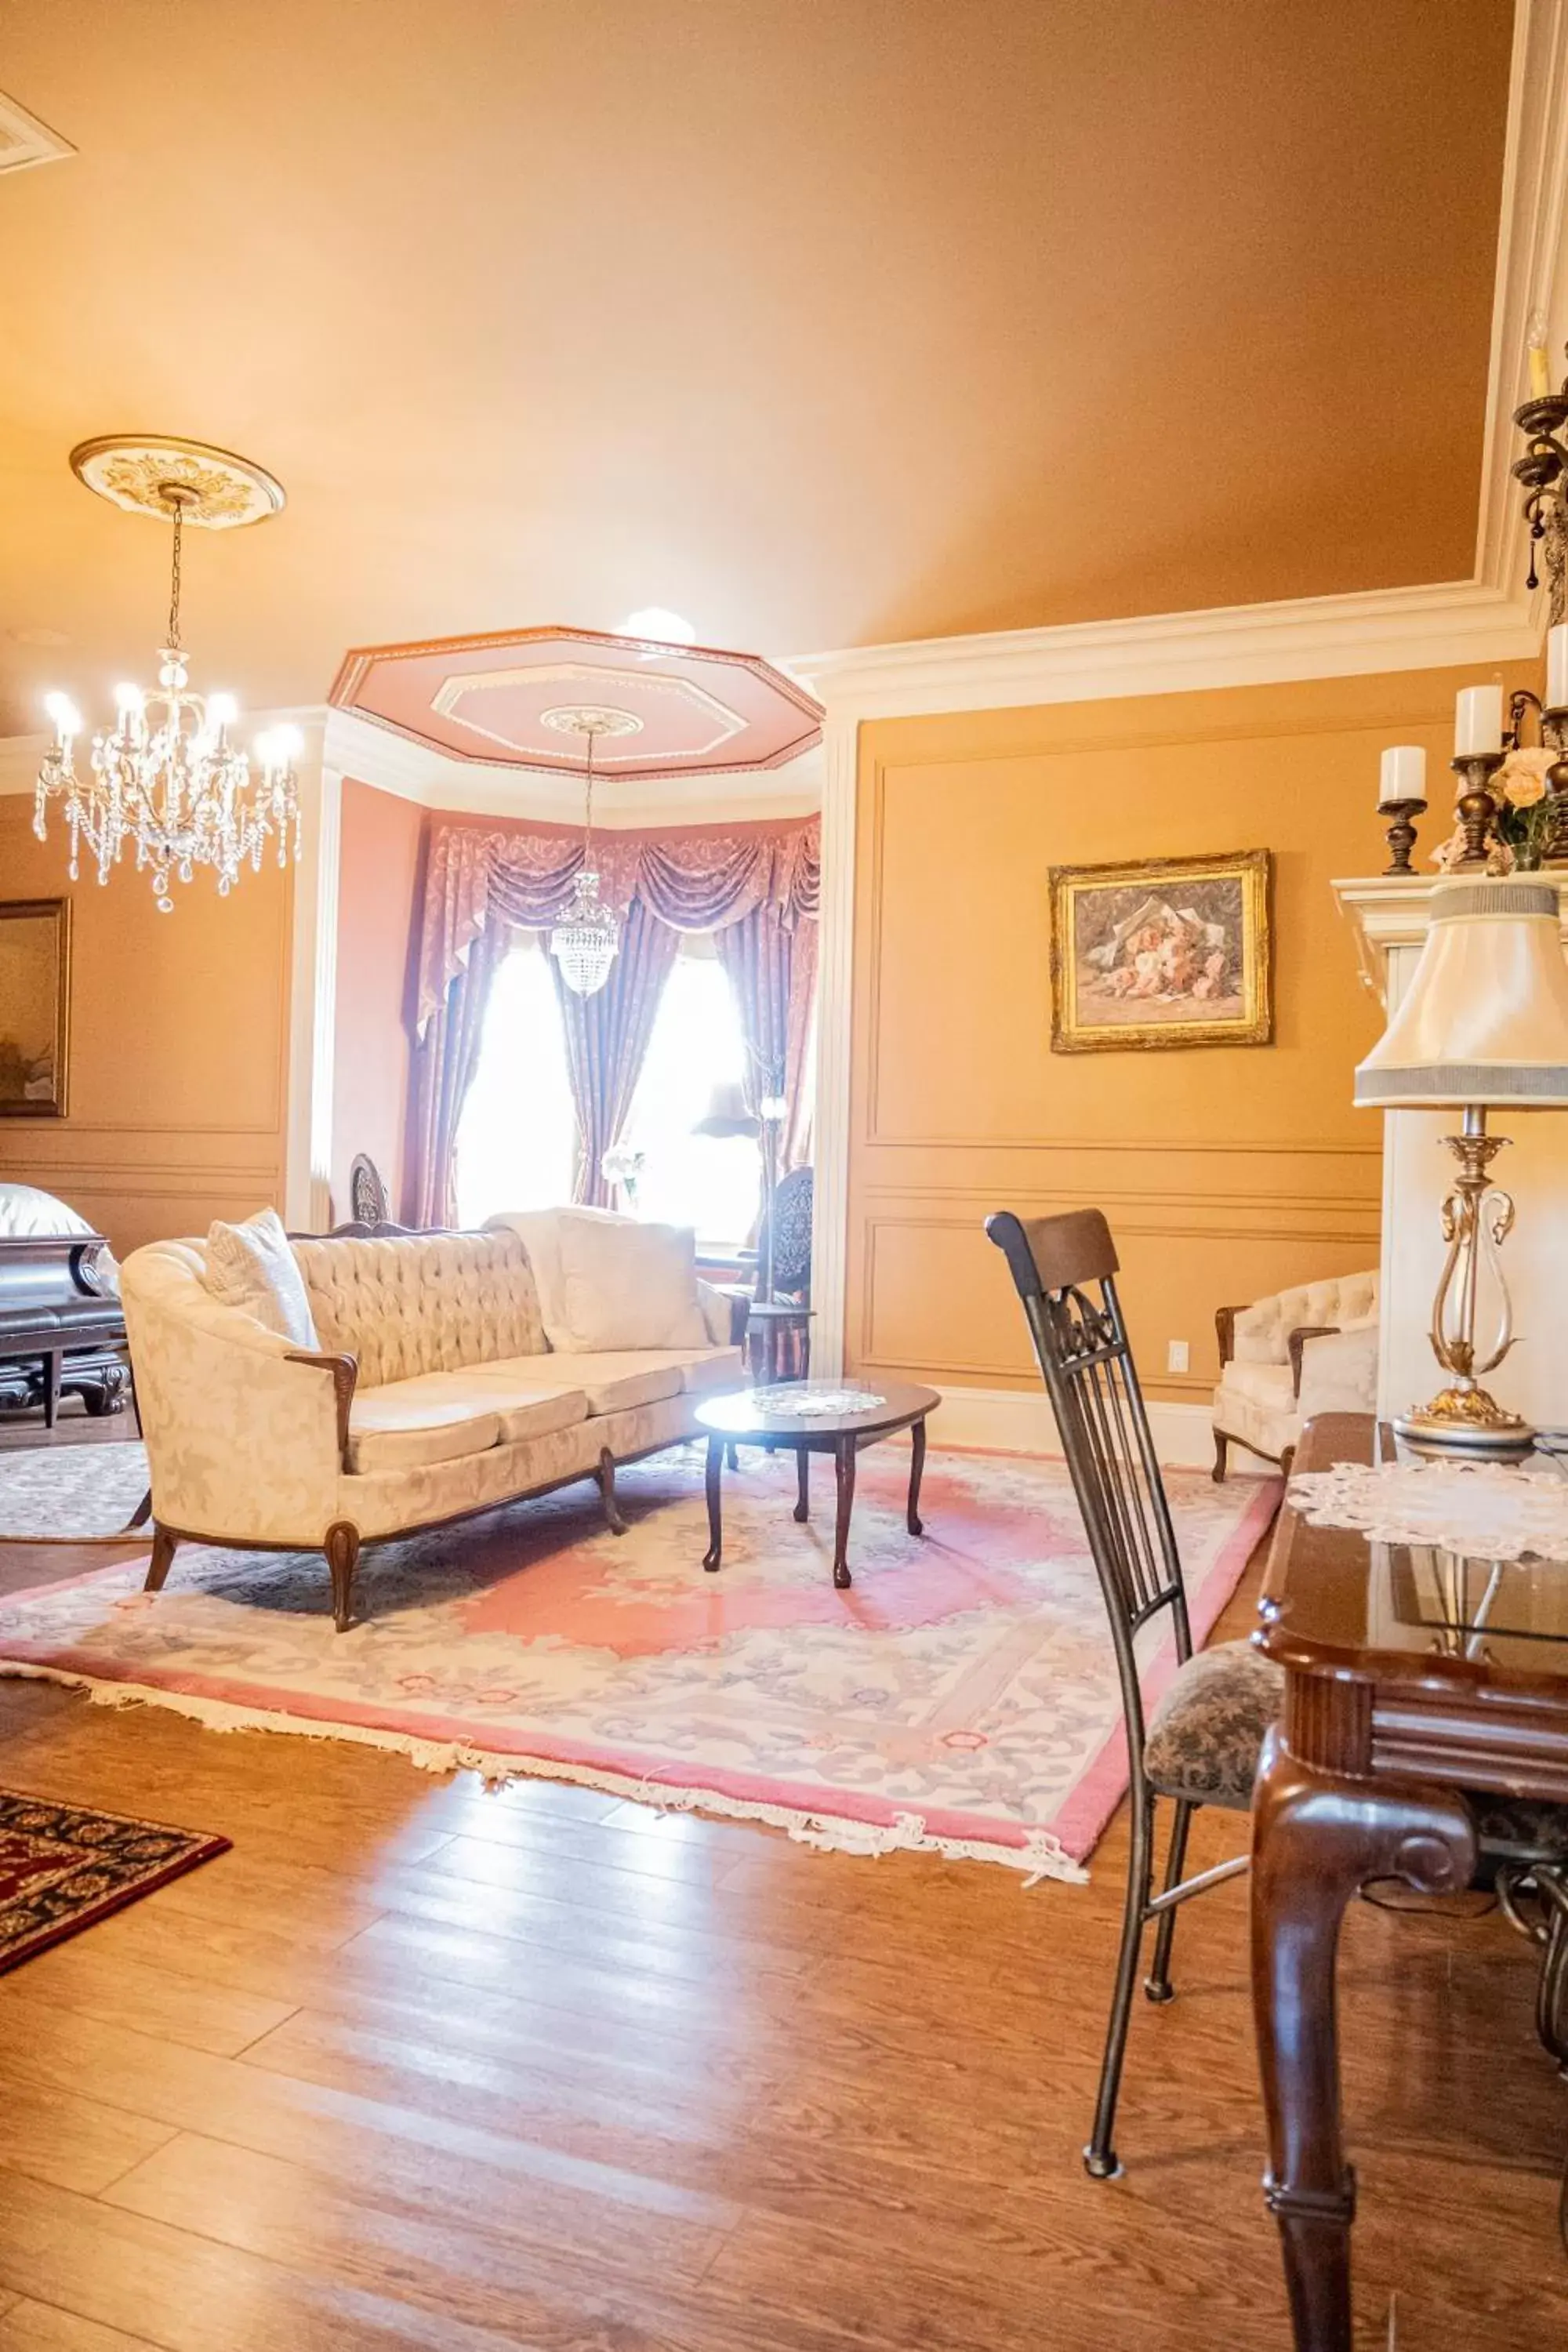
[0,1415,1564,2347]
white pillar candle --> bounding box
[1549,624,1568,711]
[1455,684,1504,757]
[1378,746,1427,804]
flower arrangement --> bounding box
[601,1142,645,1204]
[1433,747,1559,873]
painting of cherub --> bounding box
[1049,850,1271,1053]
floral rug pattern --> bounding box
[0,1444,1276,1876]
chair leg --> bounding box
[1144,1798,1194,2002]
[1211,1428,1229,1484]
[1085,1783,1157,2180]
[325,1520,361,1632]
[597,1448,628,1537]
[143,1523,179,1593]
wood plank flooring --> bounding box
[0,1410,1565,2346]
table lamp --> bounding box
[1354,877,1568,1454]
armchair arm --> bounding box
[1214,1305,1243,1368]
[285,1351,359,1466]
[1287,1325,1340,1400]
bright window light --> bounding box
[623,948,760,1246]
[454,941,578,1223]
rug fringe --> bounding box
[0,1657,1089,1882]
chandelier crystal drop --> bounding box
[550,717,621,996]
[33,470,300,913]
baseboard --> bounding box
[925,1384,1276,1475]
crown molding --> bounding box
[786,579,1539,723]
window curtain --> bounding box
[713,900,818,1174]
[410,814,819,1225]
[549,898,681,1206]
[408,918,505,1228]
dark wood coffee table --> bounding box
[694,1379,940,1589]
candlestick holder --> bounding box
[1513,391,1568,621]
[1376,797,1426,876]
[1450,751,1506,869]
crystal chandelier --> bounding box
[548,709,633,996]
[33,436,299,913]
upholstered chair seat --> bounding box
[1143,1640,1285,1810]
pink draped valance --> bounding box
[416,812,820,1036]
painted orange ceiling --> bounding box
[0,0,1513,737]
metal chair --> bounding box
[986,1206,1283,2180]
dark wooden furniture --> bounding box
[695,1379,938,1590]
[1252,1412,1568,2350]
[0,1232,129,1427]
[741,1298,812,1385]
[988,1206,1279,2177]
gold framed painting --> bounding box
[0,898,71,1116]
[1049,848,1272,1054]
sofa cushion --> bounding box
[293,1229,547,1387]
[553,1213,710,1352]
[203,1208,318,1349]
[435,1361,591,1444]
[347,1393,503,1475]
[488,1350,687,1416]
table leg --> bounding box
[702,1434,724,1572]
[793,1447,809,1523]
[1250,1729,1476,2350]
[907,1416,927,1537]
[42,1349,62,1431]
[831,1435,857,1589]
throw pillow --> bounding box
[554,1211,710,1352]
[204,1207,319,1348]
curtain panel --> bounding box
[408,812,819,1225]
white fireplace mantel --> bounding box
[1333,873,1568,1434]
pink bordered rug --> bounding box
[0,1445,1276,1879]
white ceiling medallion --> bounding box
[68,436,286,528]
[0,89,74,177]
[538,703,643,739]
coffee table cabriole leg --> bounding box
[908,1416,927,1537]
[794,1447,810,1523]
[832,1434,857,1589]
[703,1433,724,1572]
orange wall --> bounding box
[846,662,1538,1406]
[0,794,292,1253]
[332,777,425,1222]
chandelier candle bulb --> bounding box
[1455,684,1504,757]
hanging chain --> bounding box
[582,726,596,858]
[165,495,184,652]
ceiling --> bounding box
[0,0,1515,740]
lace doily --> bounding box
[749,1385,887,1417]
[1289,1458,1568,1563]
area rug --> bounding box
[0,1446,1276,1878]
[0,1791,229,1972]
[0,1442,150,1541]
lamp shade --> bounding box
[692,1080,760,1138]
[1354,878,1568,1110]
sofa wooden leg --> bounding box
[123,1486,154,1534]
[144,1523,179,1594]
[325,1521,361,1632]
[1279,1446,1296,1483]
[598,1448,628,1537]
[1212,1429,1229,1484]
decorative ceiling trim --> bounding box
[0,89,74,176]
[785,579,1539,722]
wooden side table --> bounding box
[742,1300,811,1385]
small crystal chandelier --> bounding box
[547,707,637,996]
[33,435,299,913]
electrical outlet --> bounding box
[1167,1339,1190,1374]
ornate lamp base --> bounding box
[1395,1385,1534,1459]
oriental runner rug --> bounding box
[0,1444,1276,1879]
[0,1791,229,1972]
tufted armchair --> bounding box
[1212,1269,1379,1481]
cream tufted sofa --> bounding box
[122,1218,743,1630]
[1212,1270,1379,1481]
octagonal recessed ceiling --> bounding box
[328,625,822,779]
